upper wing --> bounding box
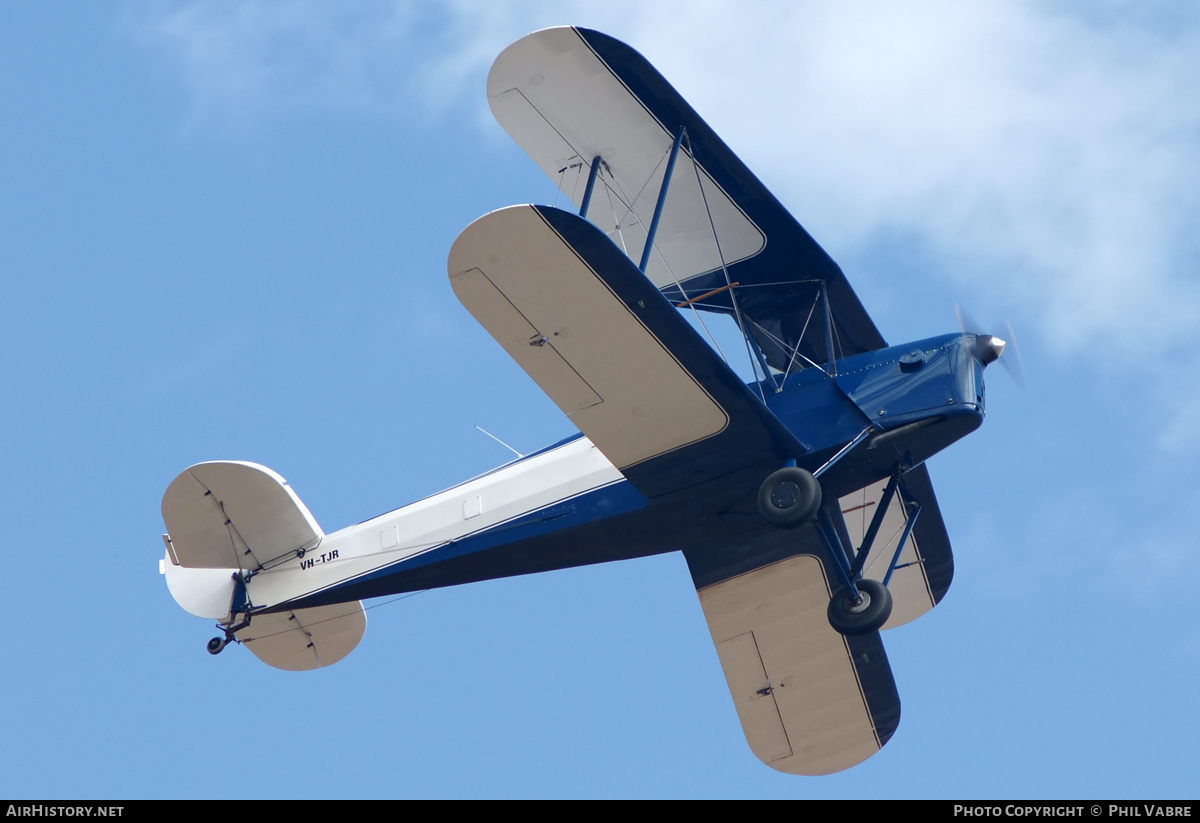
[488,27,887,371]
[448,204,803,499]
[683,522,900,775]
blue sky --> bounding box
[2,1,1197,799]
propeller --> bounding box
[956,304,1028,392]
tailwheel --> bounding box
[827,578,893,636]
[757,467,822,529]
[206,619,245,656]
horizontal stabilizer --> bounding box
[162,461,323,570]
[236,602,367,671]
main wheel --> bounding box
[757,467,822,528]
[827,578,893,636]
[206,637,227,655]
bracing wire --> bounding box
[682,131,770,402]
[603,176,630,256]
[781,294,822,383]
[568,159,582,207]
[626,143,733,365]
[553,159,587,212]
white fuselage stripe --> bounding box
[243,436,626,608]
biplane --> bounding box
[160,27,1007,775]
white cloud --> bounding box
[126,0,1200,449]
[127,1,439,127]
[614,3,1200,357]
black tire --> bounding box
[827,578,893,636]
[757,467,822,528]
[206,637,227,655]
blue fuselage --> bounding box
[286,333,984,610]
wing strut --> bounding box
[882,489,922,588]
[578,119,785,398]
[822,280,838,376]
[638,125,844,394]
[639,127,686,273]
[579,155,601,218]
[680,129,778,396]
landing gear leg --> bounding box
[206,572,254,657]
[758,461,901,636]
